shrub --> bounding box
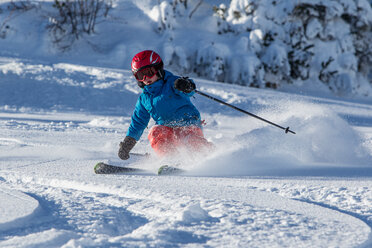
[47,0,112,50]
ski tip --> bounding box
[158,165,185,175]
[157,165,167,175]
[94,162,105,174]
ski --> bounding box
[94,162,145,174]
[158,165,186,175]
[94,153,151,174]
[95,163,186,175]
[94,151,186,175]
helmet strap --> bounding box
[137,81,146,88]
[157,68,164,79]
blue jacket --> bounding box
[127,70,201,140]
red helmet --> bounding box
[131,50,163,74]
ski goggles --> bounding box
[134,66,158,81]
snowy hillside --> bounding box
[0,0,371,97]
[0,0,372,247]
[1,57,372,247]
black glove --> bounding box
[118,136,137,160]
[174,77,196,93]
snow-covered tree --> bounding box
[154,0,371,97]
[0,0,370,97]
[209,0,372,96]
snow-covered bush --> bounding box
[154,0,203,35]
[195,42,229,83]
[149,0,371,96]
[289,1,372,96]
[47,0,112,50]
[0,0,370,98]
[208,0,372,95]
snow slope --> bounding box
[0,0,371,246]
[1,58,372,247]
[0,187,39,232]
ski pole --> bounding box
[195,89,296,134]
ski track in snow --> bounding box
[0,111,371,247]
[0,59,372,247]
[0,160,371,247]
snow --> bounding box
[0,187,39,231]
[1,58,372,247]
[0,0,372,247]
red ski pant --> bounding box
[148,125,211,157]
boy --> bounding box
[118,50,212,160]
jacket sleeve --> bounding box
[126,96,151,141]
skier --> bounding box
[118,50,213,160]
